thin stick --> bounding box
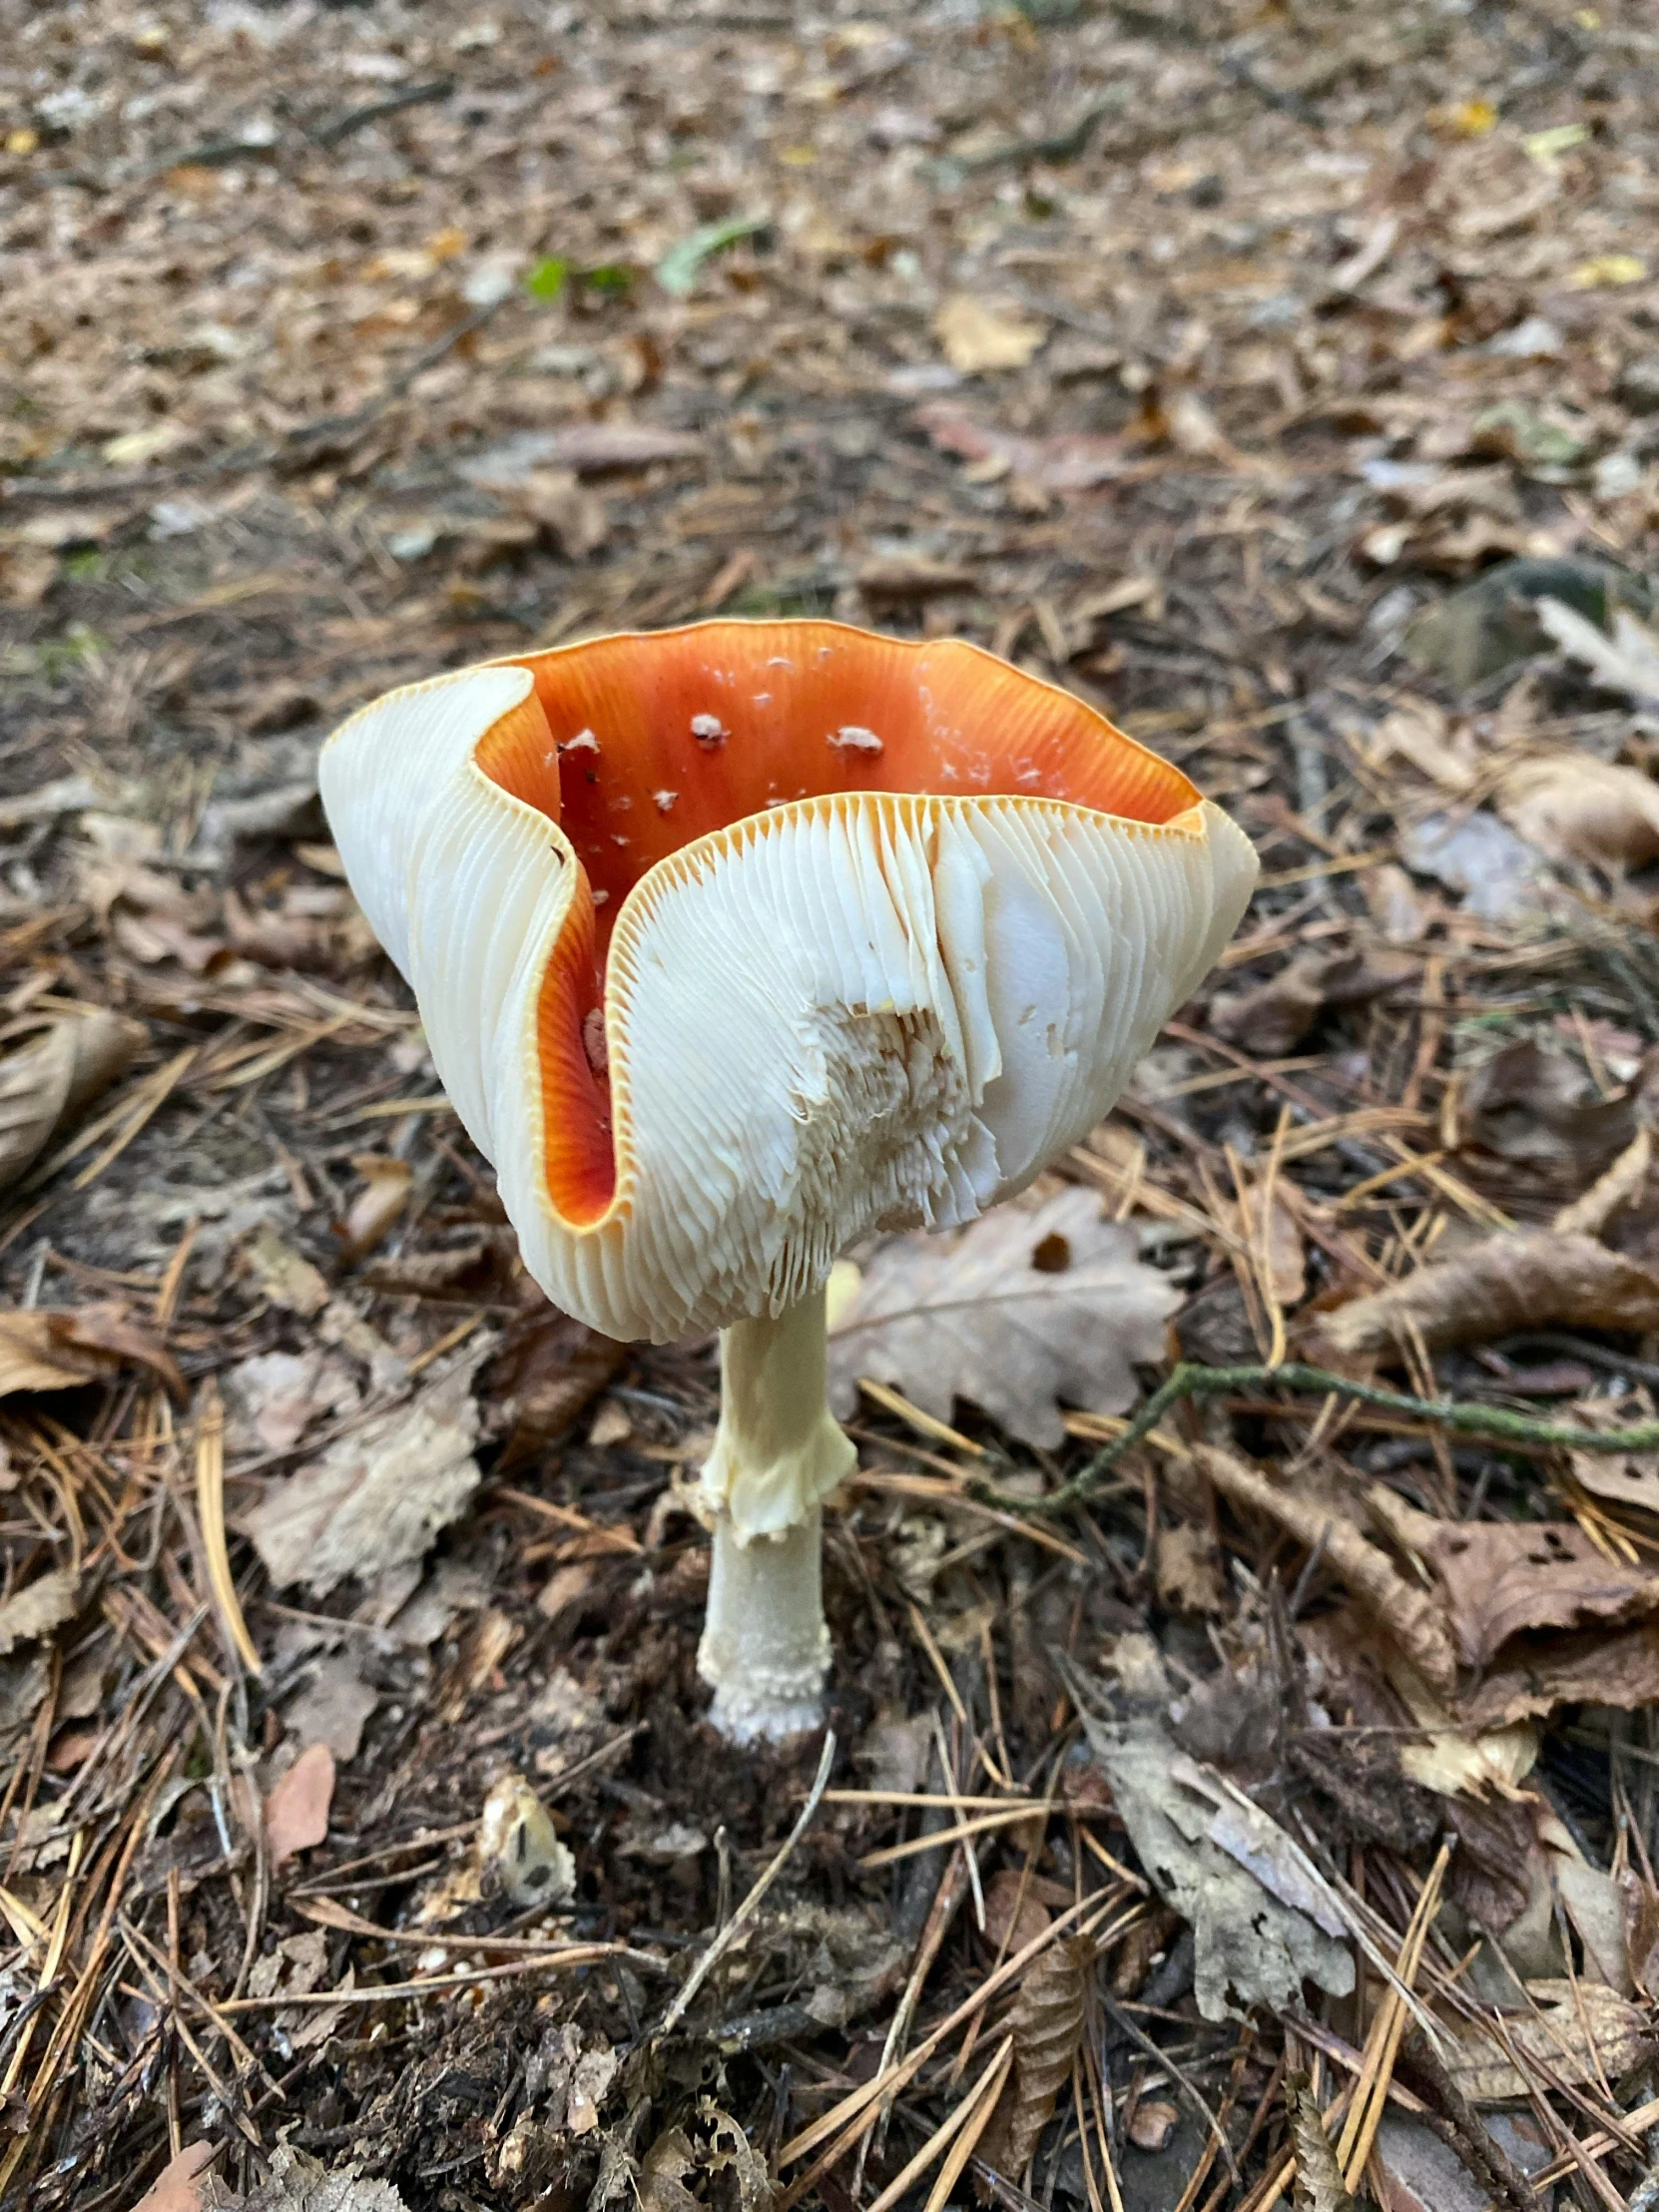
[972,1360,1659,1517]
[658,1731,834,2036]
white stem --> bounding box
[697,1291,855,1743]
[701,1510,830,1744]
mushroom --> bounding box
[319,620,1257,1743]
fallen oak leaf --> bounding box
[244,1335,492,1595]
[1370,1488,1659,1669]
[201,2139,409,2212]
[0,1007,148,1195]
[1440,1980,1650,2105]
[828,1186,1181,1450]
[1068,1638,1355,2021]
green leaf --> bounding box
[654,215,768,298]
[524,256,569,302]
[581,264,636,294]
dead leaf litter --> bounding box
[8,1,1659,2208]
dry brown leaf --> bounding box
[1196,1445,1458,1690]
[1370,1491,1659,1668]
[1317,1228,1659,1356]
[1211,946,1414,1055]
[981,1868,1050,1957]
[978,1936,1087,2181]
[913,402,1127,491]
[489,1311,627,1470]
[828,1187,1181,1449]
[0,1305,185,1401]
[512,468,609,556]
[1441,1980,1650,2104]
[1370,700,1477,794]
[339,1153,413,1263]
[265,1742,334,1869]
[1498,753,1659,867]
[1285,2072,1356,2212]
[0,1567,79,1657]
[245,1338,491,1596]
[1155,1520,1228,1615]
[1459,1038,1633,1178]
[933,293,1047,373]
[0,1007,146,1194]
[1460,1621,1659,1729]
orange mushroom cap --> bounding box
[320,620,1257,1344]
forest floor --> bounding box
[5,3,1659,2210]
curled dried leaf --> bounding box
[977,1936,1088,2182]
[0,1006,147,1195]
[1286,2073,1356,2212]
[1317,1228,1659,1356]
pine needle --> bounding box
[195,1380,262,1676]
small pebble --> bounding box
[582,1008,608,1075]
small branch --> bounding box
[970,1360,1659,1518]
[656,1730,835,2037]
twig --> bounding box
[656,1731,834,2037]
[309,79,455,149]
[972,1360,1659,1517]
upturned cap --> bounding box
[320,620,1257,1342]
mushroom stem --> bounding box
[697,1290,855,1742]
